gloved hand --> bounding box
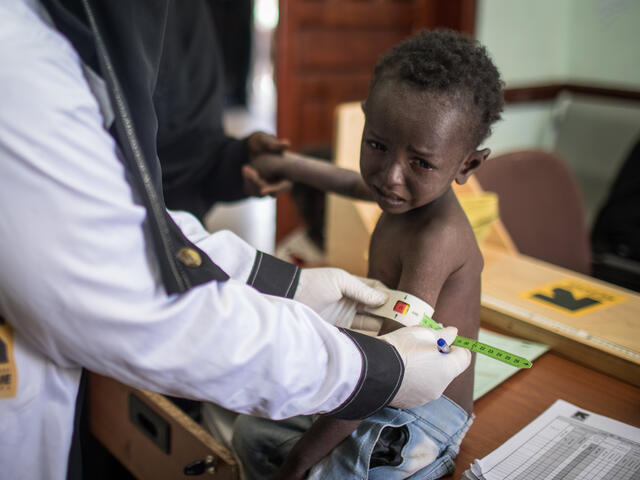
[293,268,389,325]
[380,326,471,410]
[350,313,384,333]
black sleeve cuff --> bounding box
[247,251,300,298]
[204,137,251,203]
[326,329,405,420]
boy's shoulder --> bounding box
[416,192,476,239]
[403,195,481,266]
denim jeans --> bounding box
[233,395,473,479]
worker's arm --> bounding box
[0,17,401,421]
[156,0,261,217]
[157,2,291,217]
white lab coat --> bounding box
[0,2,361,478]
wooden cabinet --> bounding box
[89,374,238,479]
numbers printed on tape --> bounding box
[421,315,532,369]
[452,336,532,368]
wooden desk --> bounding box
[480,248,640,387]
[449,351,640,479]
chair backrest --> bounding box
[474,150,591,274]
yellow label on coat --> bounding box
[0,317,17,398]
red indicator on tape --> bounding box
[393,301,409,314]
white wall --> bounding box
[476,0,571,86]
[567,0,640,88]
[477,0,640,88]
[476,0,640,227]
[480,102,556,156]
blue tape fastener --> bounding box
[437,338,451,354]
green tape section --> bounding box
[420,315,532,369]
[421,314,442,330]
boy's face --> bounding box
[360,79,485,214]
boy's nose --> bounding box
[382,160,404,186]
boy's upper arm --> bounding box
[395,223,461,309]
[395,221,480,336]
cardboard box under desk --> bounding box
[89,373,238,479]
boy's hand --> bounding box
[242,164,291,197]
[243,131,292,196]
[381,326,471,410]
[294,268,389,325]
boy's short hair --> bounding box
[369,28,504,147]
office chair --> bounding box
[474,150,591,274]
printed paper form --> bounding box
[463,399,640,479]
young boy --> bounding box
[233,29,503,479]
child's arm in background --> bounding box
[246,151,373,201]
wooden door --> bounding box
[275,0,477,242]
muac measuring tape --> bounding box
[363,289,532,369]
[419,314,532,368]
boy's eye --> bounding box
[413,158,433,170]
[367,140,387,152]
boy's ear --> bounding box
[455,148,490,185]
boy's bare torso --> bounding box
[368,188,482,414]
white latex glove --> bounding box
[350,313,384,334]
[293,268,389,325]
[381,326,472,410]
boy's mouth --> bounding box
[374,186,406,206]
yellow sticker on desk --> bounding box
[0,317,17,398]
[519,279,627,317]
